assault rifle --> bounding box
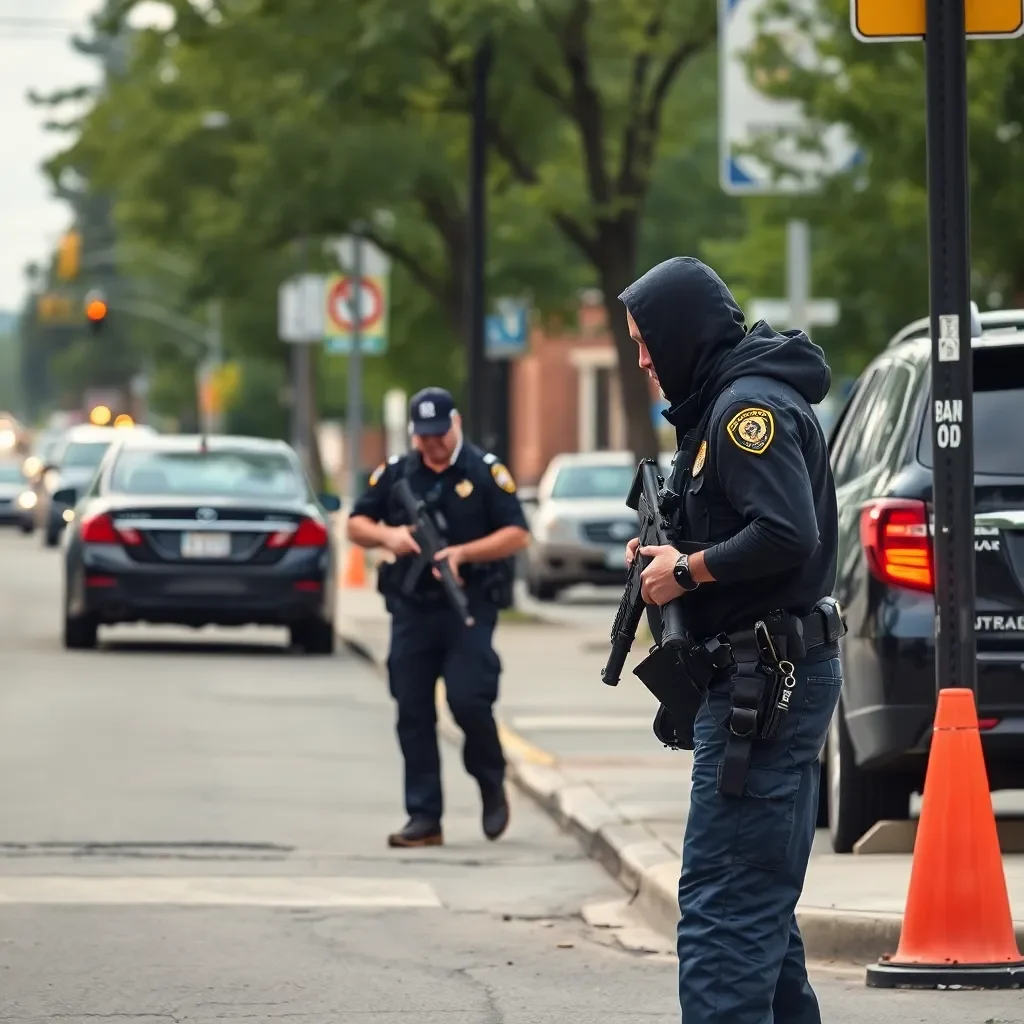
[601,458,689,687]
[391,477,475,627]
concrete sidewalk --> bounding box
[335,569,1024,965]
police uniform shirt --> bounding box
[351,444,528,597]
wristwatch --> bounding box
[673,553,699,591]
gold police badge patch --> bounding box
[368,462,387,487]
[455,478,474,498]
[725,407,775,455]
[692,440,708,477]
[490,462,517,494]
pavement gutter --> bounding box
[336,627,1024,965]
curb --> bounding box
[338,626,1024,965]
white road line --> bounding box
[510,715,654,731]
[0,877,442,908]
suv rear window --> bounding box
[917,342,1024,475]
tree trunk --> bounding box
[596,224,660,462]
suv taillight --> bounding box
[80,512,142,546]
[267,517,329,549]
[859,498,933,593]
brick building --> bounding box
[509,294,668,486]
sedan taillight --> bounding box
[267,517,329,549]
[80,512,142,546]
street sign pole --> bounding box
[924,0,976,698]
[785,220,811,336]
[347,227,365,505]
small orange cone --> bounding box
[866,688,1024,988]
[341,545,367,588]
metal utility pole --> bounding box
[205,298,224,433]
[292,237,313,477]
[785,220,810,334]
[346,226,365,504]
[465,38,493,446]
[923,0,975,698]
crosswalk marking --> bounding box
[0,876,442,908]
[510,715,654,731]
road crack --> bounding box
[450,966,504,1024]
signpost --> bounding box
[853,0,1024,990]
[718,0,851,353]
[749,222,841,336]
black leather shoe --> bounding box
[482,789,510,841]
[387,818,443,848]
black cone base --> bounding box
[866,959,1024,989]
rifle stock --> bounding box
[391,478,475,627]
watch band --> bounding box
[674,553,698,590]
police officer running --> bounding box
[619,258,844,1024]
[346,387,530,849]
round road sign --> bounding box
[327,276,383,333]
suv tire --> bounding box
[526,577,559,602]
[828,703,912,853]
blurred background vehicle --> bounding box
[37,422,156,547]
[524,450,673,601]
[821,308,1024,852]
[0,459,32,532]
[57,432,340,653]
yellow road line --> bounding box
[435,682,556,768]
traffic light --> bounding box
[56,231,81,281]
[85,289,108,333]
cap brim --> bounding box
[411,418,451,437]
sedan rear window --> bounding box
[110,449,305,498]
[918,343,1024,476]
[61,441,111,468]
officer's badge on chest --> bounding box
[692,440,708,477]
[455,478,474,498]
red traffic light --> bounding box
[86,299,108,322]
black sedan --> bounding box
[54,433,341,654]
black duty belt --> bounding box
[717,597,846,799]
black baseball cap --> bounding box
[409,387,456,436]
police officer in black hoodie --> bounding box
[619,258,844,1024]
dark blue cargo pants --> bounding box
[677,650,842,1024]
[387,599,505,822]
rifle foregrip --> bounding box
[660,599,688,651]
[602,635,632,687]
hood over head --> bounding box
[618,257,832,430]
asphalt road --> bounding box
[1,530,1020,1023]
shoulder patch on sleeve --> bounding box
[368,462,387,487]
[387,454,401,465]
[724,407,775,455]
[489,461,517,494]
[482,452,498,465]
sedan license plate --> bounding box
[605,547,625,569]
[181,531,231,559]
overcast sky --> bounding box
[0,2,169,315]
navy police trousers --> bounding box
[386,601,505,821]
[677,651,842,1024]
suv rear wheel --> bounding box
[828,704,913,853]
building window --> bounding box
[595,367,611,449]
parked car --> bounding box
[57,432,340,653]
[0,460,32,531]
[821,306,1024,852]
[37,423,156,547]
[524,450,672,600]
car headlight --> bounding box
[17,490,37,510]
[533,517,578,544]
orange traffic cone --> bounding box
[866,688,1024,988]
[341,545,367,588]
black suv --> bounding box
[821,307,1024,853]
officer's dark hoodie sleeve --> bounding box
[701,399,819,583]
